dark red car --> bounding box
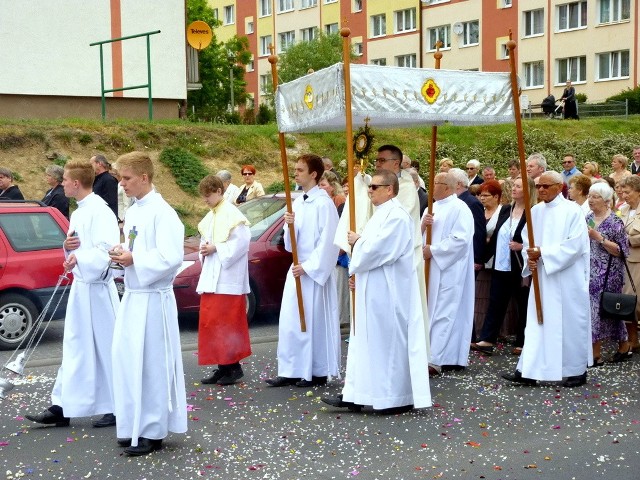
[0,201,70,349]
[173,193,299,322]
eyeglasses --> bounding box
[434,182,448,186]
[375,157,396,163]
[466,167,476,170]
[478,194,494,198]
[368,184,390,190]
[562,161,574,164]
[242,172,253,176]
[536,183,560,189]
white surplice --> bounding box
[277,186,341,381]
[51,193,120,417]
[111,191,187,446]
[342,198,431,409]
[517,195,591,380]
[426,194,475,367]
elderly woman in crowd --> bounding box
[609,154,631,185]
[0,167,24,200]
[619,175,640,354]
[568,174,592,216]
[234,164,265,205]
[41,164,69,218]
[582,161,600,182]
[586,182,630,365]
[472,176,535,355]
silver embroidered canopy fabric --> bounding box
[275,63,516,133]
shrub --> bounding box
[256,104,274,124]
[607,86,640,114]
[159,147,209,195]
[77,133,92,145]
[575,93,587,103]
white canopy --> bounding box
[275,63,516,133]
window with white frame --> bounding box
[223,5,235,25]
[324,0,338,3]
[371,58,387,66]
[462,21,479,46]
[278,31,295,53]
[213,8,218,20]
[503,0,513,7]
[354,42,363,56]
[598,0,630,23]
[301,27,317,42]
[354,0,363,12]
[428,25,451,50]
[557,2,587,31]
[371,14,386,37]
[247,21,254,34]
[325,23,339,35]
[523,9,544,36]
[278,0,294,13]
[259,0,272,17]
[395,54,416,68]
[597,50,630,80]
[500,44,509,60]
[246,96,255,110]
[247,59,255,72]
[259,35,272,56]
[523,61,544,88]
[395,8,416,33]
[301,0,318,8]
[557,56,586,83]
[260,74,270,94]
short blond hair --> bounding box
[64,160,95,189]
[115,151,154,182]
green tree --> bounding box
[186,0,251,122]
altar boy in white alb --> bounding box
[109,152,187,456]
[25,160,120,428]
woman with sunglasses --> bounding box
[234,164,265,205]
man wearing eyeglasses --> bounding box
[502,171,590,388]
[421,172,475,376]
[561,154,579,183]
[322,169,431,414]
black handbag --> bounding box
[600,246,637,322]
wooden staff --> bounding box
[268,46,306,332]
[341,27,356,334]
[424,41,443,299]
[507,35,543,324]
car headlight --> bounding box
[176,260,196,276]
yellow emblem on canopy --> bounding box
[421,78,440,105]
[304,85,314,110]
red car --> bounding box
[0,201,70,349]
[173,193,299,322]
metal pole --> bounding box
[147,34,153,120]
[99,45,106,120]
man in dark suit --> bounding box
[466,159,484,186]
[631,146,640,175]
[90,155,118,218]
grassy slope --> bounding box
[1,116,639,233]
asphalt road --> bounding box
[1,328,639,479]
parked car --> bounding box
[174,193,299,322]
[0,201,70,350]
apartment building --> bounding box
[210,0,638,109]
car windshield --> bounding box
[238,197,287,241]
[0,212,66,251]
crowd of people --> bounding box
[3,144,640,456]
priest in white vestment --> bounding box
[25,160,120,428]
[422,172,475,375]
[110,152,187,456]
[266,154,340,388]
[322,169,431,414]
[503,171,591,388]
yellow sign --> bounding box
[421,78,440,104]
[187,21,213,50]
[304,85,314,110]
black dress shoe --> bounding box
[321,394,363,412]
[265,376,299,387]
[25,407,70,427]
[295,376,327,387]
[611,349,632,363]
[374,404,413,415]
[562,372,587,388]
[117,438,132,447]
[217,368,244,386]
[501,370,537,386]
[201,369,224,384]
[92,413,116,428]
[442,365,466,372]
[470,343,494,355]
[124,437,163,456]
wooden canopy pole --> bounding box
[506,34,543,324]
[268,46,306,332]
[424,41,443,299]
[340,26,356,334]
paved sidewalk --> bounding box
[1,339,639,479]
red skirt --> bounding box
[198,293,252,365]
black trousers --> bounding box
[478,269,529,346]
